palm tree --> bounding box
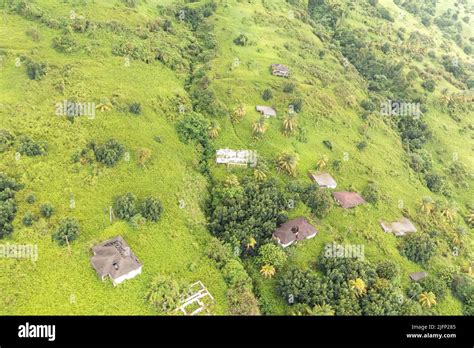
[254,168,267,182]
[441,205,456,224]
[232,103,246,123]
[419,292,437,308]
[311,304,335,316]
[246,237,257,250]
[96,98,113,112]
[260,264,276,278]
[316,155,329,171]
[208,120,220,139]
[252,117,267,137]
[420,197,436,216]
[349,278,367,298]
[276,152,299,177]
[282,114,297,136]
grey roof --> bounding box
[215,149,257,167]
[256,105,276,117]
[271,64,289,73]
[409,271,427,282]
[333,191,366,209]
[273,217,317,246]
[91,236,142,280]
[381,218,417,236]
[308,172,337,188]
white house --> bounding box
[215,149,257,167]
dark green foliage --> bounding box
[233,34,248,46]
[113,193,138,221]
[301,184,333,218]
[208,178,287,249]
[399,232,437,264]
[25,60,48,80]
[362,183,380,204]
[361,99,376,112]
[356,141,367,151]
[39,202,54,218]
[140,196,163,222]
[420,276,448,301]
[262,88,273,101]
[409,149,432,173]
[376,260,399,280]
[422,79,436,92]
[122,0,139,8]
[52,34,79,53]
[277,267,328,305]
[205,238,233,268]
[322,140,333,150]
[18,136,47,156]
[452,275,474,315]
[283,82,295,93]
[0,130,15,153]
[257,243,287,268]
[26,194,36,204]
[424,171,444,193]
[396,114,431,150]
[128,102,141,115]
[290,98,303,112]
[22,211,36,226]
[361,280,402,315]
[0,173,21,238]
[92,139,125,167]
[146,275,188,313]
[52,218,80,246]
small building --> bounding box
[215,149,257,167]
[91,236,142,286]
[273,217,318,248]
[333,191,366,209]
[381,218,417,237]
[409,271,428,282]
[256,105,277,118]
[308,172,337,189]
[271,64,289,78]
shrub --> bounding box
[233,34,248,46]
[301,184,333,218]
[257,243,287,268]
[283,83,295,93]
[146,275,187,313]
[262,88,273,101]
[362,183,380,204]
[356,141,367,151]
[409,150,432,173]
[205,238,233,267]
[277,267,323,305]
[424,172,444,193]
[18,136,47,156]
[25,60,48,80]
[26,194,36,204]
[22,211,36,226]
[420,276,448,301]
[399,232,436,264]
[0,130,14,153]
[227,286,260,315]
[113,193,138,221]
[290,98,303,112]
[361,99,376,112]
[93,139,125,167]
[39,203,54,218]
[222,259,251,288]
[26,27,41,41]
[52,34,79,53]
[52,218,80,246]
[376,260,399,280]
[422,79,436,92]
[128,102,141,115]
[140,196,163,222]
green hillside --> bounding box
[0,0,472,316]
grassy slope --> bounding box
[0,1,228,315]
[204,0,472,314]
[0,0,472,315]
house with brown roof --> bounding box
[256,105,276,118]
[271,64,289,78]
[273,217,318,248]
[381,218,417,237]
[308,172,337,189]
[91,236,142,286]
[409,271,427,282]
[333,191,366,209]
